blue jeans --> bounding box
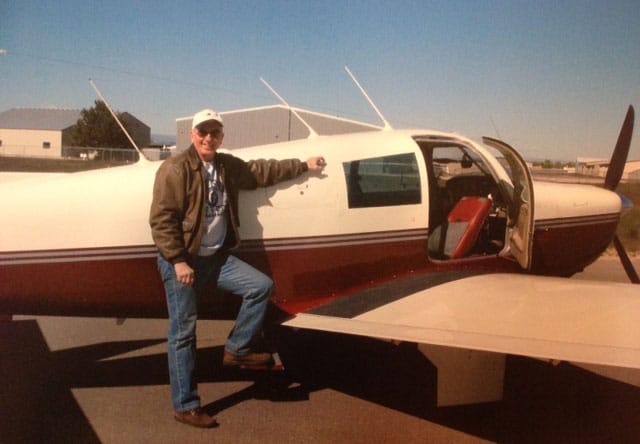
[157,252,273,412]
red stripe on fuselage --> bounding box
[0,230,431,318]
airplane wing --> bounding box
[282,272,640,370]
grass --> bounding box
[0,156,130,172]
[616,182,640,252]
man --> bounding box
[149,108,325,428]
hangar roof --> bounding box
[175,104,382,151]
[0,108,81,131]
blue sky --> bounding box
[2,0,639,161]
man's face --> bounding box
[191,121,224,162]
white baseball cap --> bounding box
[192,108,223,129]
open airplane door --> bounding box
[482,137,534,270]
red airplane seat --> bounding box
[446,196,492,259]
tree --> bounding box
[70,100,133,149]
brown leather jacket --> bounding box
[149,145,308,264]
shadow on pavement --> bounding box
[276,328,640,443]
[2,320,640,443]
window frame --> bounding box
[342,152,422,209]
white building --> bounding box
[576,157,640,182]
[0,108,150,158]
[0,108,81,158]
[626,161,640,181]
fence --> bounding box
[0,145,140,163]
[62,146,140,162]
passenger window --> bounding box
[343,153,421,208]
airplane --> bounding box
[1,73,639,406]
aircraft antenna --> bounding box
[259,77,319,138]
[89,78,148,162]
[344,66,393,131]
[489,116,502,139]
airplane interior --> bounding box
[417,139,510,260]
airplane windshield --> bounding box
[431,146,492,177]
[430,145,504,203]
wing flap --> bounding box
[282,273,640,369]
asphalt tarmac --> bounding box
[2,256,639,443]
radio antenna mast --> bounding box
[89,78,148,162]
[345,66,392,131]
[260,77,318,138]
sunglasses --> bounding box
[196,128,224,139]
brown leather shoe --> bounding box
[174,407,218,428]
[223,351,273,368]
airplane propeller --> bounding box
[604,105,639,284]
[605,106,634,190]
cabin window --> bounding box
[343,152,421,208]
[42,141,51,149]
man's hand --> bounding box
[175,262,195,287]
[306,156,326,173]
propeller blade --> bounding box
[612,235,640,284]
[604,105,634,190]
